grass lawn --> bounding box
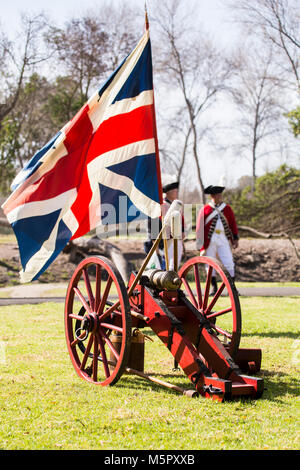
[0,296,299,450]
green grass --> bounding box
[0,297,299,450]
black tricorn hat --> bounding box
[204,185,225,195]
[163,181,179,192]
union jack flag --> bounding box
[2,29,162,283]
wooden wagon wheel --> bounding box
[65,256,131,386]
[178,256,241,359]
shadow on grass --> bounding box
[119,329,299,402]
[242,331,299,339]
[259,369,300,403]
[116,372,194,397]
[115,367,300,403]
[142,326,300,341]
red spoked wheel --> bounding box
[65,256,131,386]
[178,256,241,358]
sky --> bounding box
[1,0,231,29]
[1,0,298,189]
[1,0,238,46]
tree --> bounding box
[96,2,138,72]
[46,16,110,107]
[0,73,56,192]
[0,119,19,194]
[228,0,300,87]
[44,76,86,130]
[150,0,233,204]
[45,4,138,110]
[0,13,49,127]
[225,164,300,236]
[228,45,287,190]
[286,106,300,137]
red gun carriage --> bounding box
[65,201,263,401]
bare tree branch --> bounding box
[228,0,300,87]
[239,225,300,260]
[151,0,233,203]
[0,13,49,126]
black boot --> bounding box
[210,276,218,296]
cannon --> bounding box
[64,201,263,401]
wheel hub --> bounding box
[75,312,98,341]
[82,312,98,334]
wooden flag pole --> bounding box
[145,3,149,30]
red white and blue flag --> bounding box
[2,28,162,283]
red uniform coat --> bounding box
[196,203,238,251]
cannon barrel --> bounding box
[141,269,182,290]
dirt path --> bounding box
[0,282,68,298]
[0,283,299,306]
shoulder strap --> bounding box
[215,205,233,240]
[205,203,226,225]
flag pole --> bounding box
[145,2,166,268]
[145,3,149,31]
[144,3,162,204]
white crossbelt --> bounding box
[205,202,227,225]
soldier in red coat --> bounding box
[196,185,239,295]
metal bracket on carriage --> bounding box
[74,314,94,342]
[129,289,143,309]
[190,360,230,401]
[202,384,225,397]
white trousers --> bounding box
[204,233,235,277]
[167,239,183,270]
